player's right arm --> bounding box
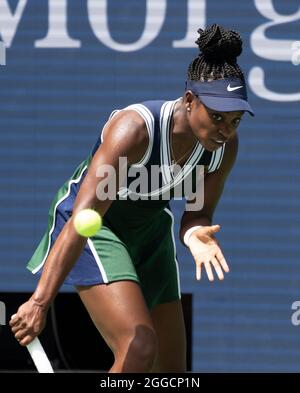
[9,110,149,346]
[179,133,238,281]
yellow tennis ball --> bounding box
[73,209,102,237]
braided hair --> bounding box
[188,24,245,82]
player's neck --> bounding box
[170,100,197,165]
[172,99,195,139]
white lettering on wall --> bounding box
[172,0,206,48]
[249,0,300,101]
[35,0,81,48]
[1,0,299,103]
[291,41,300,66]
[249,67,300,102]
[0,40,6,65]
[87,0,166,52]
[0,0,28,47]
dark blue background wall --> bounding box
[1,0,300,372]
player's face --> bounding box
[188,98,244,151]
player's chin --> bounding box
[203,139,224,152]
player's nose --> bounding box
[217,128,230,142]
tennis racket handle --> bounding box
[27,337,54,373]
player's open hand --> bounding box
[187,225,229,281]
[9,298,47,346]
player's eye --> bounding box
[232,118,241,128]
[212,113,223,122]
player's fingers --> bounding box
[9,314,18,326]
[11,324,22,334]
[206,224,221,235]
[10,318,25,331]
[196,262,202,281]
[211,257,224,280]
[216,249,229,272]
[20,335,34,347]
[14,330,27,342]
[11,319,28,333]
[204,261,214,281]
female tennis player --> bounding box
[10,24,253,372]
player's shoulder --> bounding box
[109,107,147,130]
[103,106,147,143]
[101,108,149,164]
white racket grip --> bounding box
[27,337,54,373]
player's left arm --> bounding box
[179,132,238,281]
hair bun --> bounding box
[196,24,243,63]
